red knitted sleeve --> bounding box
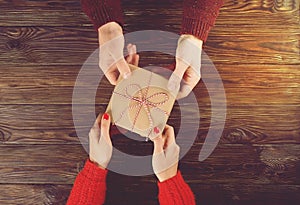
[181,0,224,42]
[80,0,124,30]
[157,171,196,205]
[67,159,108,205]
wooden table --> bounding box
[0,0,299,204]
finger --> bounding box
[162,125,176,148]
[176,84,193,99]
[152,135,164,155]
[125,44,140,66]
[105,36,131,79]
[130,44,139,66]
[105,69,118,85]
[167,60,188,93]
[100,113,111,142]
[99,51,118,85]
[129,44,136,55]
[89,113,102,142]
[132,54,140,66]
[94,112,103,128]
[115,58,131,79]
[177,66,201,99]
[125,44,133,63]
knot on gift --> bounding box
[113,83,170,136]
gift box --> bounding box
[106,64,177,140]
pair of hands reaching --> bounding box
[95,22,202,181]
[89,113,179,182]
[98,22,203,99]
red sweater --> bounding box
[67,160,195,204]
[80,0,223,42]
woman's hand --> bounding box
[98,22,139,85]
[168,34,203,99]
[89,113,112,169]
[152,125,180,182]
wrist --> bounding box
[179,34,203,48]
[89,158,106,170]
[98,22,122,34]
[156,164,178,182]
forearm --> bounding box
[157,171,195,205]
[181,0,224,42]
[81,0,124,30]
[67,159,108,205]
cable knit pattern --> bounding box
[81,0,124,30]
[158,171,196,205]
[181,0,224,41]
[80,0,223,42]
[67,160,195,204]
[67,159,108,205]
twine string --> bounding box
[113,72,170,136]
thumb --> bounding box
[152,135,164,155]
[100,113,111,142]
[108,35,132,79]
[176,84,192,99]
[116,58,131,79]
[167,59,188,93]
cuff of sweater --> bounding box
[80,159,108,182]
[180,18,212,42]
[81,0,124,30]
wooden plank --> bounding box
[0,27,97,66]
[0,64,299,105]
[0,184,299,205]
[0,144,87,184]
[0,27,299,66]
[0,104,299,144]
[0,83,298,105]
[0,184,72,205]
[0,64,299,88]
[0,84,299,105]
[189,184,300,205]
[0,144,299,185]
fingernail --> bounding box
[154,126,160,134]
[103,113,109,120]
[123,72,131,79]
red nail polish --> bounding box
[154,127,160,134]
[103,113,109,120]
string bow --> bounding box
[113,73,169,137]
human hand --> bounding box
[152,125,180,182]
[98,22,139,85]
[89,113,112,169]
[168,34,203,99]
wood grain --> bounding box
[0,0,299,204]
[0,184,71,205]
[0,104,299,144]
[0,184,299,205]
[0,26,299,66]
[0,64,299,105]
[0,144,299,185]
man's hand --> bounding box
[98,22,139,85]
[152,125,180,182]
[168,34,203,99]
[89,113,112,169]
